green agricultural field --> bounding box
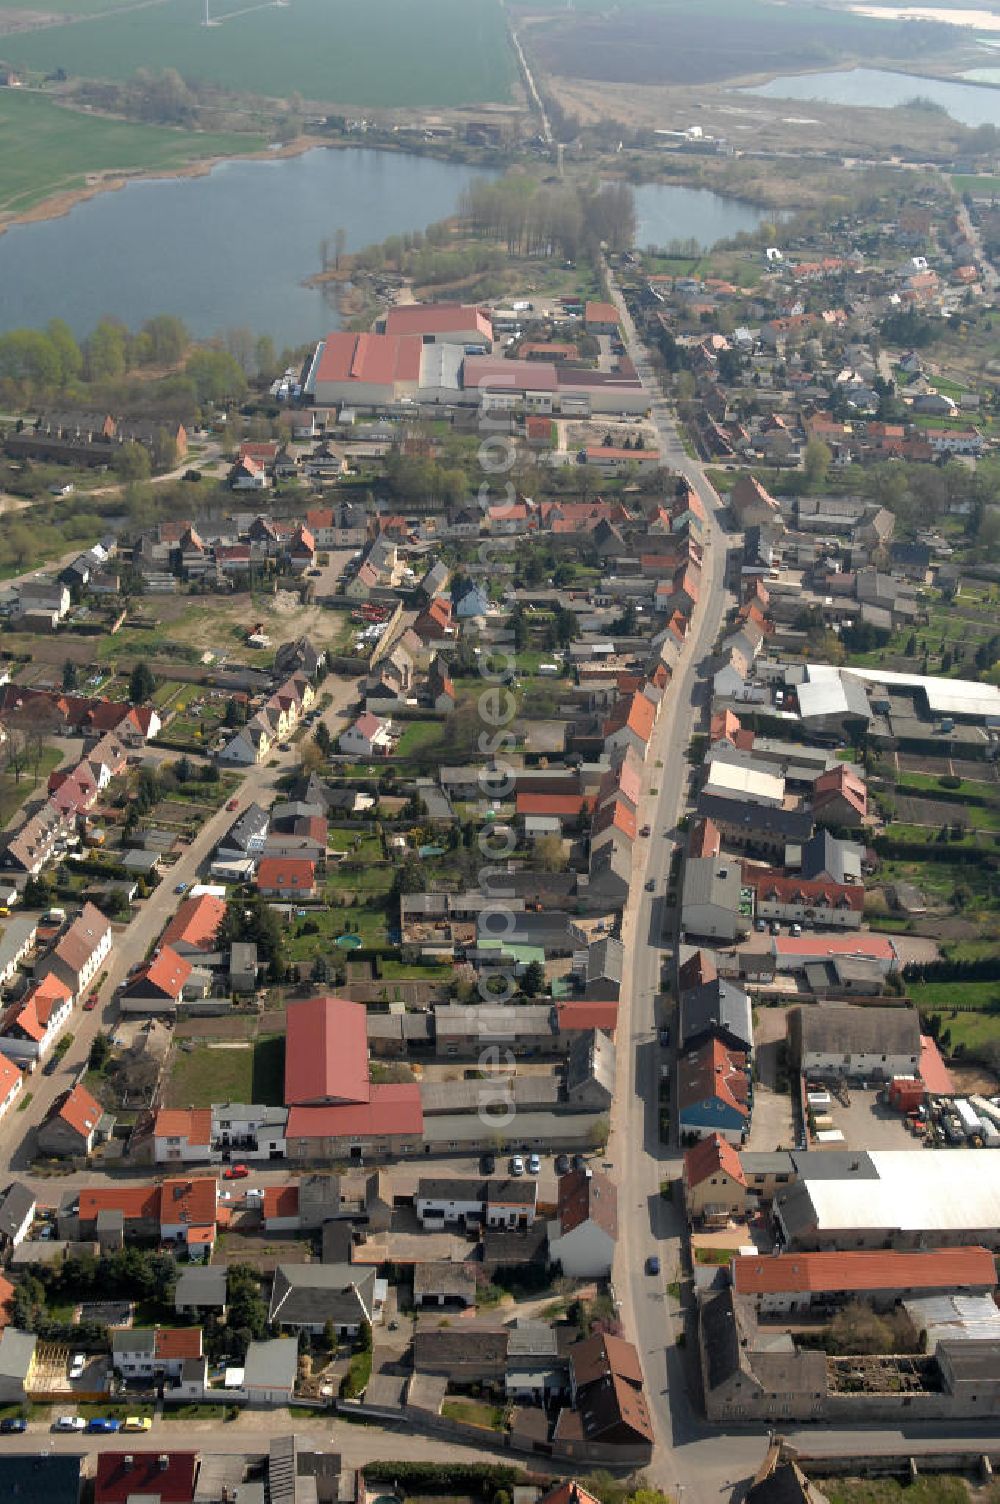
[0,0,516,108]
[0,90,263,215]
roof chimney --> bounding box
[158,1455,170,1471]
[124,1456,134,1470]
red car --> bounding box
[226,798,240,812]
[83,993,99,1011]
[223,1164,249,1180]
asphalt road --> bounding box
[598,267,1000,1495]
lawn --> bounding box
[909,980,1000,1011]
[441,1396,506,1431]
[164,1034,284,1108]
[327,829,382,859]
[0,0,515,107]
[951,174,1000,197]
[820,1476,975,1504]
[0,744,65,827]
[0,90,263,216]
[393,720,448,760]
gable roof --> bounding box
[160,893,226,952]
[284,995,369,1106]
[556,1168,617,1240]
[734,1245,996,1298]
[127,945,192,999]
[50,1082,102,1141]
[684,1131,746,1189]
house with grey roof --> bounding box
[582,936,624,1001]
[413,1260,477,1308]
[0,1329,36,1404]
[791,1003,920,1080]
[681,856,744,943]
[679,979,753,1054]
[565,1028,615,1111]
[268,1263,380,1337]
[793,828,864,886]
[699,1287,826,1423]
[505,1318,568,1400]
[175,1264,228,1318]
[244,1337,298,1406]
[0,1182,35,1247]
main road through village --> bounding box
[602,265,1000,1500]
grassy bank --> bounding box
[0,91,264,217]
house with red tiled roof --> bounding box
[231,453,270,491]
[288,524,316,573]
[548,1166,617,1277]
[120,946,193,1012]
[0,1053,22,1126]
[678,947,717,995]
[152,1108,214,1166]
[813,763,867,828]
[95,1450,199,1504]
[36,1081,103,1158]
[559,1332,653,1456]
[0,1273,15,1330]
[256,856,317,899]
[554,1000,618,1046]
[0,974,73,1061]
[742,867,864,929]
[516,792,589,827]
[160,1176,218,1255]
[111,1324,204,1381]
[412,596,454,643]
[678,1037,751,1145]
[339,711,393,759]
[733,1246,997,1315]
[687,817,721,860]
[602,692,655,762]
[591,797,637,852]
[683,1132,747,1223]
[160,894,226,956]
[78,1183,163,1240]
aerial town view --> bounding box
[1,0,1000,1501]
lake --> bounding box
[633,182,776,251]
[0,147,782,344]
[742,66,1000,127]
[0,147,495,346]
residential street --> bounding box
[0,669,363,1173]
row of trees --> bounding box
[459,174,636,259]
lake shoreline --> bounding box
[0,132,320,239]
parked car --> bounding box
[554,1153,571,1176]
[174,882,189,896]
[42,1056,61,1077]
[527,1153,541,1175]
[509,1154,525,1176]
[791,922,803,937]
[83,992,99,1011]
[0,1417,26,1434]
[479,1152,496,1176]
[640,825,651,837]
[226,798,240,812]
[769,920,780,936]
[53,1416,86,1433]
[646,1255,661,1276]
[572,1153,587,1172]
[658,1027,671,1047]
[754,918,767,933]
[86,1417,120,1434]
[68,1353,86,1380]
[122,1416,151,1433]
[645,879,656,892]
[223,1163,249,1180]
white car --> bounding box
[53,1415,86,1432]
[509,1154,525,1176]
[528,1153,541,1175]
[68,1353,86,1380]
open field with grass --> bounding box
[0,0,515,107]
[164,1034,284,1107]
[0,90,263,216]
[0,745,65,828]
[818,1476,987,1504]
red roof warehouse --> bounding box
[284,994,370,1106]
